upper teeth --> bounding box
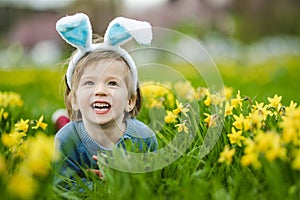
[93,103,109,108]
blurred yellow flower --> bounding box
[225,102,233,117]
[23,133,56,176]
[32,115,47,130]
[0,91,23,107]
[224,86,234,100]
[150,99,163,108]
[204,95,211,106]
[194,87,207,100]
[175,121,189,133]
[232,114,245,130]
[0,108,9,121]
[218,145,235,165]
[210,92,225,107]
[141,82,174,109]
[247,110,264,131]
[1,131,26,149]
[280,106,300,145]
[204,113,218,127]
[292,151,300,170]
[230,90,243,108]
[173,100,189,116]
[173,81,195,101]
[241,139,261,168]
[255,131,286,161]
[241,152,261,169]
[164,110,177,123]
[252,101,272,121]
[267,94,282,109]
[7,172,37,200]
[285,100,298,114]
[15,118,30,133]
[227,127,245,147]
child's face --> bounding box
[73,58,135,126]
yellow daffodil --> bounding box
[32,115,48,130]
[150,99,163,108]
[173,100,189,117]
[255,131,286,161]
[164,110,177,123]
[7,172,37,199]
[267,94,282,109]
[173,81,195,101]
[194,87,207,100]
[15,118,30,133]
[227,127,245,147]
[218,145,235,165]
[1,131,26,148]
[210,92,225,107]
[247,111,263,131]
[203,113,218,127]
[232,114,245,130]
[253,101,272,121]
[141,82,175,109]
[0,91,23,107]
[241,139,261,168]
[230,90,243,108]
[204,95,211,106]
[225,102,234,117]
[280,107,300,145]
[285,100,298,114]
[23,133,57,176]
[175,121,189,133]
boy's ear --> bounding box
[125,94,137,112]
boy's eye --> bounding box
[108,81,118,86]
[84,81,94,86]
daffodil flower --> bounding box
[164,110,177,123]
[267,94,282,109]
[218,145,235,165]
[173,100,189,117]
[32,115,48,130]
[227,127,245,147]
[175,120,189,133]
[15,119,30,133]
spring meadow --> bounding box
[1,1,300,200]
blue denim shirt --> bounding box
[53,118,157,189]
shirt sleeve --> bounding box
[52,122,95,191]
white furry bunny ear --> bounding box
[56,13,93,88]
[56,13,92,51]
[104,17,152,47]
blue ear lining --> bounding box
[56,18,91,49]
[107,23,131,46]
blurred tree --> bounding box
[231,0,300,42]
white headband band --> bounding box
[55,13,152,90]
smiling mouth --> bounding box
[92,102,111,113]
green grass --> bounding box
[1,55,300,199]
[1,55,299,131]
[218,55,300,105]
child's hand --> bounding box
[87,155,104,179]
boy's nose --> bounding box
[94,83,108,96]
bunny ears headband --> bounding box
[56,13,152,90]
